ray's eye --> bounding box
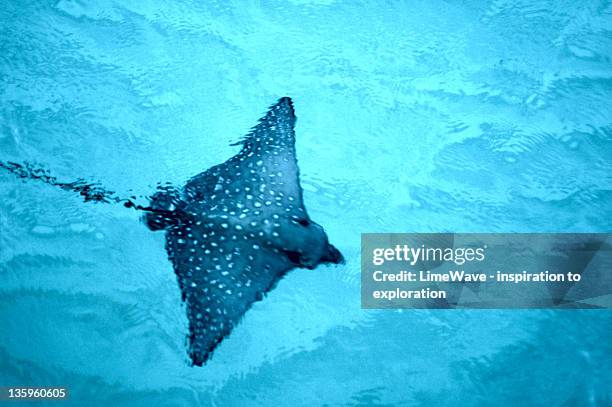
[285,250,301,264]
[290,216,310,227]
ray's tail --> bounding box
[0,161,186,226]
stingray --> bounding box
[0,97,344,365]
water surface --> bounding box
[1,1,611,405]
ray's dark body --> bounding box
[145,97,343,365]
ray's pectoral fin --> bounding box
[171,212,344,365]
[167,221,295,366]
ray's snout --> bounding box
[321,243,344,265]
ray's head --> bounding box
[310,220,344,266]
[321,241,344,265]
[280,215,344,270]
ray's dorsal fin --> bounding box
[159,97,343,365]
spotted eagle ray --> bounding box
[0,97,344,366]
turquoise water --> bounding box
[1,1,611,406]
